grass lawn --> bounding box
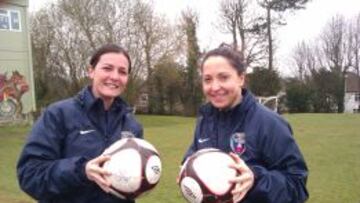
[0,114,359,203]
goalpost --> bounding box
[256,96,279,112]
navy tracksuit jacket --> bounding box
[17,86,143,203]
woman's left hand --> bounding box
[229,152,254,202]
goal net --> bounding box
[256,96,278,112]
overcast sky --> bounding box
[29,0,360,76]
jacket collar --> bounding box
[199,88,257,118]
[75,86,133,113]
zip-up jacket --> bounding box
[17,86,143,203]
[184,89,308,203]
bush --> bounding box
[285,79,312,113]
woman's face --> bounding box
[88,52,129,104]
[202,56,245,109]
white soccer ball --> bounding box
[179,148,238,203]
[102,138,162,199]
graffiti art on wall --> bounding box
[0,71,29,118]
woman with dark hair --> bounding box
[17,44,143,203]
[182,44,309,203]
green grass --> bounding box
[0,125,32,203]
[285,114,360,203]
[0,114,359,203]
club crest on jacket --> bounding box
[230,132,246,155]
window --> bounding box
[0,10,10,30]
[0,9,21,31]
[355,93,360,102]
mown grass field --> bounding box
[0,114,359,203]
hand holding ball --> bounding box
[102,138,162,200]
[179,148,239,203]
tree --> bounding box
[131,0,183,113]
[289,14,360,113]
[149,56,183,114]
[258,0,310,70]
[31,6,73,107]
[217,0,267,68]
[317,15,353,112]
[31,0,128,106]
[291,41,318,81]
[180,9,203,116]
[348,14,360,82]
[247,67,281,96]
[309,68,339,112]
[30,0,181,110]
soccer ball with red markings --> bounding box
[102,138,162,199]
[179,148,238,203]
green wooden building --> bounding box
[0,0,35,120]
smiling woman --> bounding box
[181,44,309,203]
[16,44,144,203]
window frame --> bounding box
[0,8,21,32]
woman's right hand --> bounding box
[85,155,112,193]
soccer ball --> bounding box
[179,148,238,203]
[102,138,162,199]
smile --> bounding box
[104,83,119,88]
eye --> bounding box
[118,69,128,76]
[101,66,113,72]
[117,66,129,76]
[203,76,212,84]
[218,74,229,82]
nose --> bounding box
[210,80,221,91]
[109,70,121,80]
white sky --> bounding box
[29,0,360,76]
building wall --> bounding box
[344,92,360,113]
[0,0,36,118]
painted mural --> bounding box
[0,71,29,118]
